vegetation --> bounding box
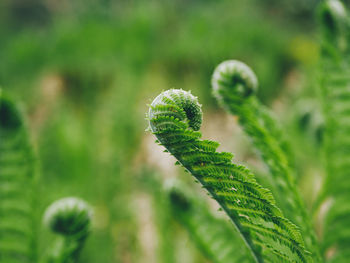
[0,92,92,262]
[3,0,350,262]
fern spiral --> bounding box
[212,60,258,104]
[0,92,36,263]
[43,197,92,263]
[148,89,310,262]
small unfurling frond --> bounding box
[43,197,92,263]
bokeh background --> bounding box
[0,0,330,262]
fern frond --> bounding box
[43,197,92,263]
[148,89,310,263]
[318,1,350,261]
[211,60,320,260]
[0,92,36,263]
[165,179,252,263]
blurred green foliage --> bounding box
[0,0,325,262]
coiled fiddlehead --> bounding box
[212,60,294,169]
[0,91,36,263]
[318,1,350,262]
[165,179,251,263]
[43,197,92,263]
[148,89,310,263]
[319,0,349,56]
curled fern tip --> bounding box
[44,197,92,237]
[318,0,347,38]
[212,60,258,105]
[148,89,203,133]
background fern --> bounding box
[317,0,350,261]
[148,89,310,262]
[165,179,251,263]
[43,197,92,263]
[0,91,37,263]
[0,92,92,263]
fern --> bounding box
[165,179,251,263]
[0,91,37,263]
[211,60,320,260]
[0,91,92,263]
[147,89,310,262]
[318,0,350,261]
[43,197,92,263]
